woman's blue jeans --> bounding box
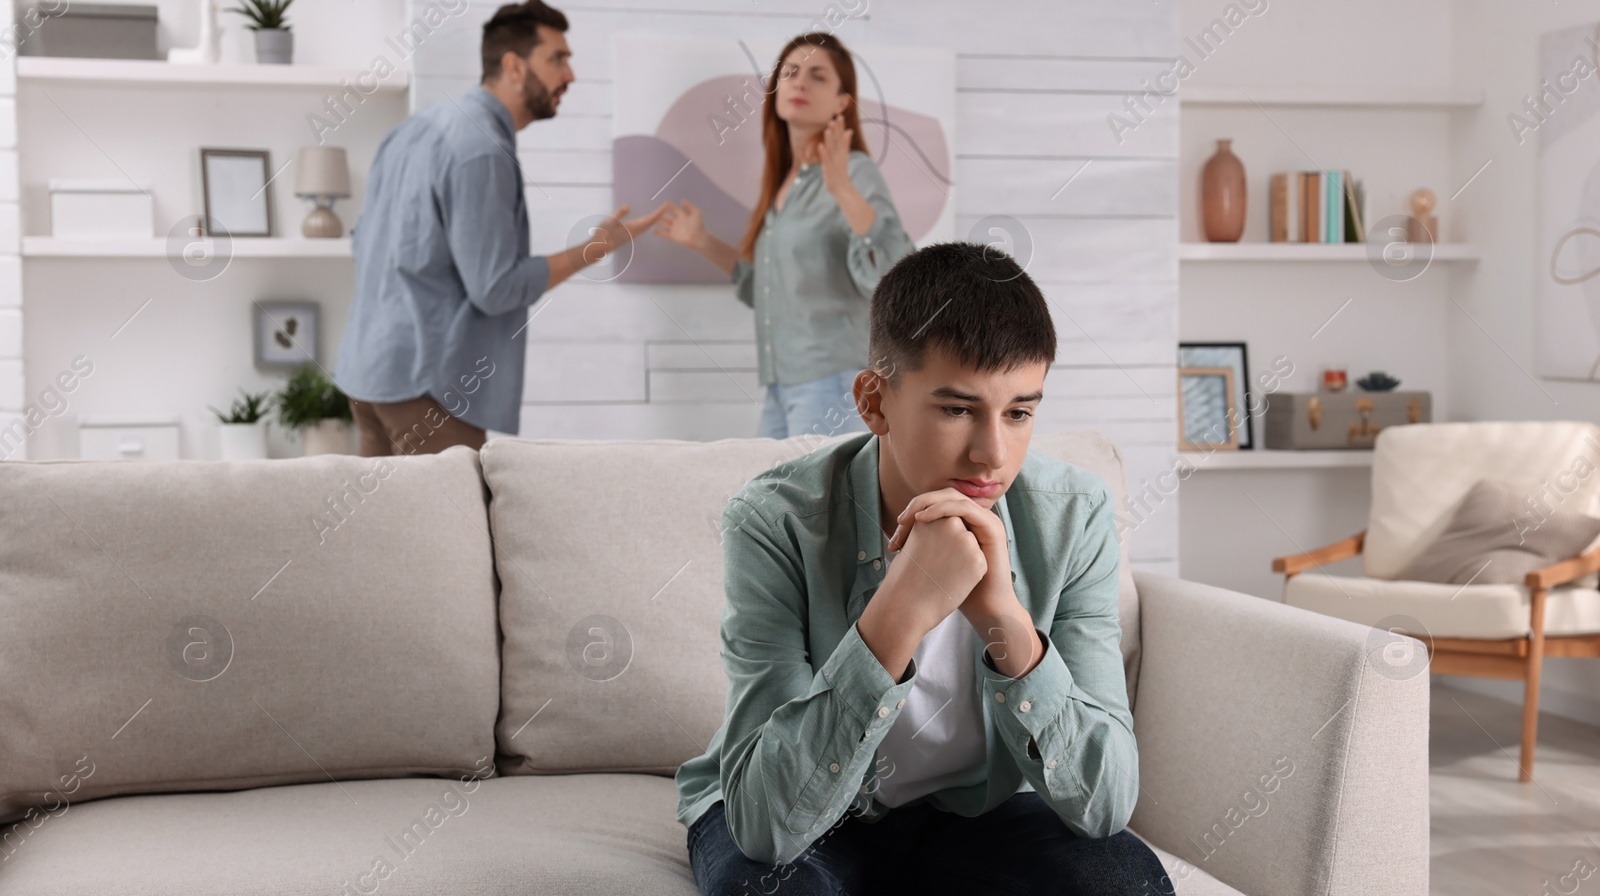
[756,370,868,440]
[687,795,1173,896]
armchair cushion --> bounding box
[1285,573,1600,638]
[1397,479,1600,585]
[1365,422,1600,579]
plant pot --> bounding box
[1201,139,1247,243]
[253,28,293,65]
[218,421,268,460]
[302,419,353,456]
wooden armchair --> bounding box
[1270,422,1600,782]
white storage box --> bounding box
[49,179,155,238]
[78,414,181,461]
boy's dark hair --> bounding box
[869,242,1056,382]
[481,1,568,82]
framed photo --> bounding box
[253,301,319,371]
[201,148,274,237]
[1179,342,1254,449]
[1178,366,1239,451]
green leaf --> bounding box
[274,365,353,431]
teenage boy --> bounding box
[675,242,1170,895]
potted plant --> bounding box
[227,0,293,65]
[276,365,354,456]
[209,388,273,460]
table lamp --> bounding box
[294,147,352,238]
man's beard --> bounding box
[523,71,559,121]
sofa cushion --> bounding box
[1364,422,1600,580]
[1397,479,1600,585]
[0,447,501,825]
[1284,573,1600,638]
[481,430,1138,777]
[0,773,1239,896]
[0,776,699,896]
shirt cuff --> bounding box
[850,208,896,251]
[819,620,918,728]
[978,629,1075,758]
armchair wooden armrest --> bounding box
[1526,544,1600,590]
[1272,531,1366,578]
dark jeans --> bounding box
[687,793,1172,896]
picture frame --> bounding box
[253,301,320,371]
[1179,342,1254,449]
[1178,365,1240,451]
[200,148,274,237]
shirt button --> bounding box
[860,785,870,794]
[864,236,873,245]
[763,257,769,263]
[1046,759,1058,769]
[1019,700,1032,713]
[858,551,866,560]
[829,762,841,773]
[896,699,905,709]
[877,707,889,718]
[764,286,770,293]
[995,692,1006,703]
[873,559,882,570]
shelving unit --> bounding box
[22,237,352,258]
[1185,449,1374,471]
[1174,79,1479,564]
[1179,86,1484,109]
[1179,242,1479,262]
[17,57,408,92]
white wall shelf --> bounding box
[17,57,408,92]
[1179,242,1478,262]
[1186,449,1374,471]
[22,237,352,258]
[1179,86,1483,109]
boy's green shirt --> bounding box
[674,433,1138,865]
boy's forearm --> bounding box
[856,576,935,682]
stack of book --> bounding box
[1268,171,1366,243]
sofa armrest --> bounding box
[1129,571,1428,896]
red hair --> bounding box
[738,32,869,261]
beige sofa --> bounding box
[0,432,1428,895]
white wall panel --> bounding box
[408,0,1181,564]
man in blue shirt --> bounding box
[335,1,664,456]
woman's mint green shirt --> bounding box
[731,151,915,387]
[673,433,1139,866]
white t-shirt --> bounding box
[872,535,988,808]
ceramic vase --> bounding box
[1201,139,1247,243]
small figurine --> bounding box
[1406,189,1437,244]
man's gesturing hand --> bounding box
[585,203,668,262]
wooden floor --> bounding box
[1431,681,1600,895]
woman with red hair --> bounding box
[655,32,914,439]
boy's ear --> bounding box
[853,368,891,437]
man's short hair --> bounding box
[481,1,568,82]
[869,242,1057,382]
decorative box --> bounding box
[50,179,155,238]
[1262,391,1432,450]
[19,3,160,60]
[79,414,181,461]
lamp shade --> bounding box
[294,146,351,198]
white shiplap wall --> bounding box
[408,0,1179,572]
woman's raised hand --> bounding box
[817,108,855,198]
[653,200,708,251]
